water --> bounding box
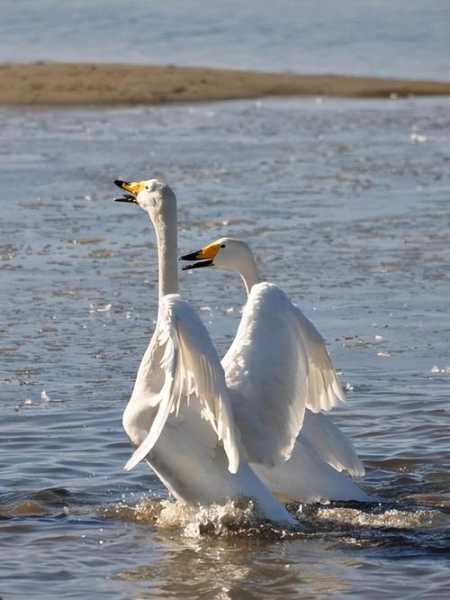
[1,96,450,598]
[1,0,450,80]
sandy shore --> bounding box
[1,63,449,106]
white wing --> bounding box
[253,438,370,503]
[300,410,365,477]
[292,305,346,413]
[223,282,346,468]
[223,283,309,467]
[124,294,240,474]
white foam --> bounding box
[410,132,427,143]
[102,497,286,538]
[315,506,435,529]
[431,365,450,375]
[157,498,259,537]
[89,303,112,313]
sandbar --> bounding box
[0,63,449,106]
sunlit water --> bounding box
[1,96,450,598]
[1,0,450,80]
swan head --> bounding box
[114,178,176,221]
[180,237,252,272]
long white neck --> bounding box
[152,208,179,298]
[238,251,261,296]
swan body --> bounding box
[114,180,296,525]
[181,237,370,502]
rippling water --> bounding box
[1,97,450,598]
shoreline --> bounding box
[1,63,450,106]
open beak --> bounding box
[180,242,220,271]
[114,179,143,203]
[181,258,214,271]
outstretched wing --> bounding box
[291,305,345,413]
[124,294,240,474]
[223,283,309,467]
[223,282,345,468]
[300,411,365,477]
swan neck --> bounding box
[154,209,178,298]
[239,254,260,296]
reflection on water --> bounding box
[0,97,450,598]
[115,537,353,599]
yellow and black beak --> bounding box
[114,179,144,203]
[180,241,221,271]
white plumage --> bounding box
[181,237,369,502]
[124,294,240,474]
[224,282,346,467]
[114,179,297,525]
[300,411,365,478]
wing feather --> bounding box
[300,411,365,477]
[124,294,240,473]
[292,306,346,412]
[224,283,309,467]
[223,282,347,468]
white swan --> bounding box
[181,237,370,502]
[114,179,296,525]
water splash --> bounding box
[314,506,436,529]
[99,494,450,548]
[101,496,298,539]
[157,498,262,537]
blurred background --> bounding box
[1,0,450,79]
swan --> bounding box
[113,179,296,525]
[181,237,370,502]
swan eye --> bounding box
[220,244,226,248]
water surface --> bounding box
[1,97,450,598]
[1,0,450,80]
